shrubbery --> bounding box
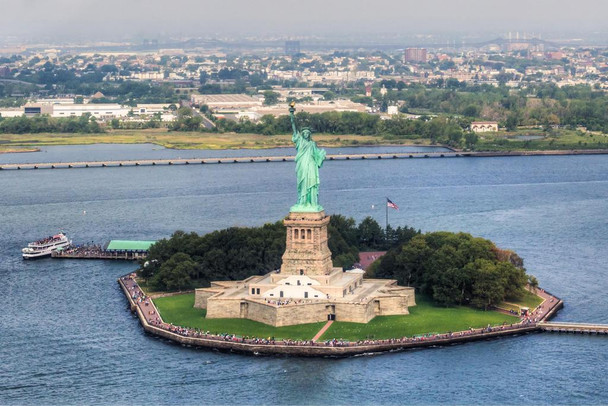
[138,215,418,291]
[373,231,534,309]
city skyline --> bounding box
[1,0,608,42]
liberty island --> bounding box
[4,143,608,404]
[112,109,591,356]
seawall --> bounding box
[119,275,563,357]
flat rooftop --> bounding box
[106,240,156,251]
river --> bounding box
[1,144,607,405]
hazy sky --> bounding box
[1,0,607,41]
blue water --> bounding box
[1,144,607,405]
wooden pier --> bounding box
[538,321,608,335]
[51,240,154,260]
[51,250,147,260]
[2,149,607,171]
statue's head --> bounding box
[302,127,312,140]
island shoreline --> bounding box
[118,274,564,358]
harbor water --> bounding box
[1,144,607,405]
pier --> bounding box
[538,321,608,334]
[52,240,154,260]
[2,149,607,171]
[52,250,147,260]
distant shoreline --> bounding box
[0,141,451,154]
[0,148,40,154]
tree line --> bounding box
[380,82,608,133]
[0,114,102,134]
[176,110,473,147]
[372,231,535,309]
[138,215,418,292]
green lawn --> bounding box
[154,293,520,342]
[320,298,520,341]
[500,290,544,311]
[153,293,324,340]
[476,129,608,151]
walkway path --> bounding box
[312,321,334,342]
[117,274,565,357]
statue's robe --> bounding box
[293,132,326,204]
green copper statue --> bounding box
[289,102,326,212]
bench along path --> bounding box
[118,274,573,357]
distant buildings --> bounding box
[470,121,499,133]
[0,102,174,121]
[285,40,301,56]
[404,48,427,63]
[191,94,262,110]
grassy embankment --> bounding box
[154,293,521,342]
[0,128,428,152]
[319,296,520,341]
[474,129,608,151]
[153,293,324,340]
[497,290,544,313]
[3,128,606,153]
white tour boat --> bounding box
[22,233,71,260]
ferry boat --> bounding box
[22,233,71,260]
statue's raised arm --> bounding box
[288,102,326,213]
[289,102,298,140]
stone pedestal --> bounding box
[280,211,334,276]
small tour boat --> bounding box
[22,233,71,260]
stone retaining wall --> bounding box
[119,277,560,357]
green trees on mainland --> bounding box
[0,113,102,134]
[373,232,531,309]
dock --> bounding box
[538,321,608,335]
[2,149,607,171]
[52,240,155,260]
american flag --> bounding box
[387,198,399,210]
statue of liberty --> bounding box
[289,102,326,212]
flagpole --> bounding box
[385,198,389,232]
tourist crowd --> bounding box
[58,243,106,257]
[120,274,559,352]
[32,234,63,245]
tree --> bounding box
[263,90,279,106]
[464,132,479,149]
[470,260,505,310]
[462,104,480,118]
[323,91,336,101]
[357,217,385,250]
[505,113,519,132]
[150,252,197,291]
[528,275,539,293]
[374,231,533,308]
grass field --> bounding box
[2,127,607,153]
[0,129,419,151]
[153,293,324,340]
[499,290,544,313]
[154,293,520,342]
[475,129,608,151]
[319,297,520,341]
